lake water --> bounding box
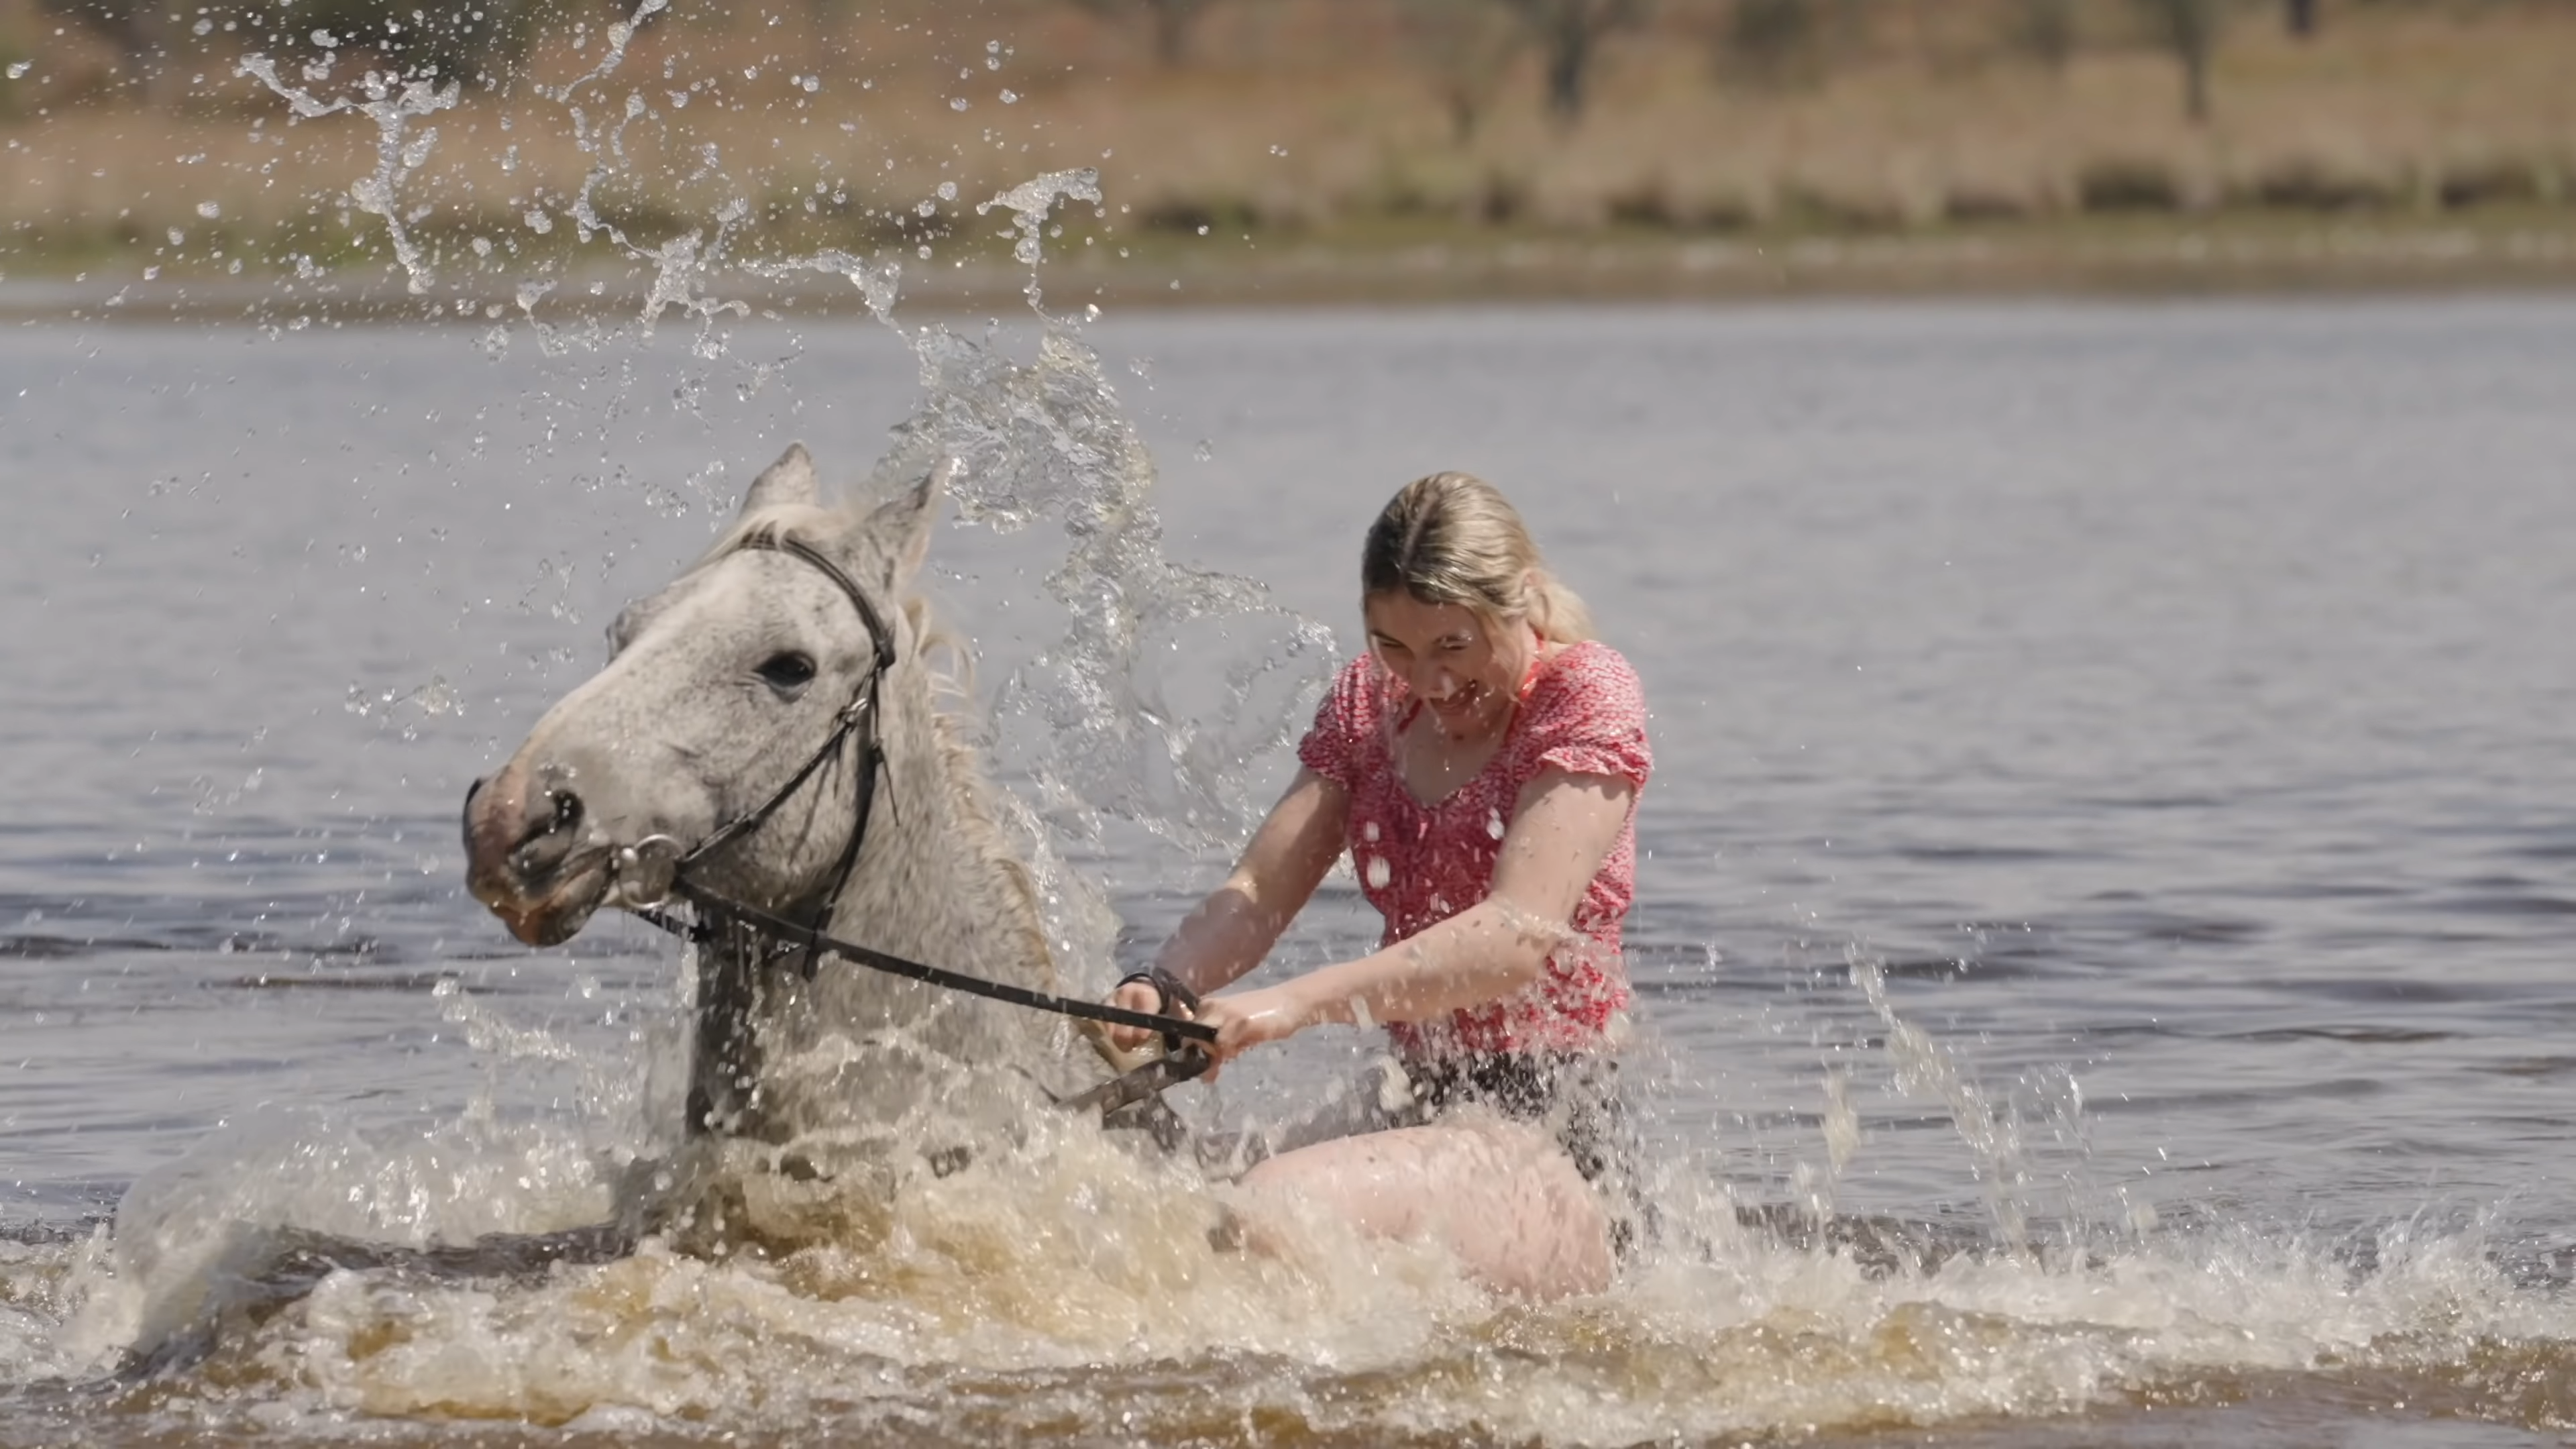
[3,295,2575,1446]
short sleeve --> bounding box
[1295,655,1379,789]
[1513,643,1652,792]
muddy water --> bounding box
[3,297,2576,1445]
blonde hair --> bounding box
[1360,472,1598,644]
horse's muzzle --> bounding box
[462,767,606,945]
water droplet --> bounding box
[1192,439,1213,464]
[1000,89,1018,104]
[1362,820,1381,843]
[195,201,221,219]
[936,180,957,201]
[949,96,969,111]
[1487,808,1505,840]
[3,62,29,80]
[1269,144,1287,157]
[1365,857,1391,890]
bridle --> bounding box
[633,532,894,971]
[609,531,1213,1119]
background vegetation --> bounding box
[0,0,2570,301]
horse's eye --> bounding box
[757,653,817,690]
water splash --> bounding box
[1849,947,2038,1250]
[234,56,459,295]
[341,675,464,742]
[22,1140,2576,1443]
[976,168,1102,311]
[737,248,905,323]
[871,323,1333,840]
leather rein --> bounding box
[613,531,1212,1119]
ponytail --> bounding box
[1527,570,1597,645]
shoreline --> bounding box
[7,3,2576,329]
[8,214,2575,325]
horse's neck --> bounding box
[827,680,1054,991]
[687,671,1074,1144]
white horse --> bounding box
[463,445,1134,1238]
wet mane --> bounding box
[690,500,841,573]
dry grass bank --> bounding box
[0,0,2570,301]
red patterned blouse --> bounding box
[1294,639,1652,1057]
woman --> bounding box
[1108,470,1652,1297]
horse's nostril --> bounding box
[505,786,586,880]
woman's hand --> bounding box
[1101,977,1313,1075]
[1102,769,1347,1054]
[1104,976,1175,1055]
[1189,983,1312,1076]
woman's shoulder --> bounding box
[1513,639,1652,786]
[1321,651,1391,720]
[1299,654,1393,783]
[1527,640,1645,716]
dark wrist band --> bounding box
[1116,967,1200,1017]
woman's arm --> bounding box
[1104,767,1348,1050]
[1193,767,1633,1064]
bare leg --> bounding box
[1228,1116,1613,1299]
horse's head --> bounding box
[464,445,945,947]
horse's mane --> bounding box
[690,500,839,572]
[692,498,1059,988]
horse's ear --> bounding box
[861,458,955,589]
[739,443,821,516]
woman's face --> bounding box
[1363,590,1527,739]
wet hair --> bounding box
[1360,472,1597,644]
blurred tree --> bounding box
[1497,0,1647,123]
[1067,0,1220,67]
[42,0,546,104]
[1713,0,1825,89]
[38,0,174,105]
[1395,0,1527,142]
[2134,0,2219,121]
[2006,0,2078,68]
